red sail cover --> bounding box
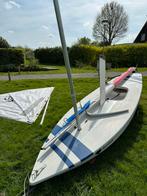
[113,67,135,87]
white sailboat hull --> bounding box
[29,73,142,186]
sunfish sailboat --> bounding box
[29,64,142,186]
[29,0,142,186]
[0,87,54,124]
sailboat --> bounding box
[29,0,142,186]
[0,87,54,124]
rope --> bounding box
[23,172,30,196]
[16,172,36,196]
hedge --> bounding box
[69,43,147,67]
[34,43,147,68]
[69,45,101,66]
[34,47,64,65]
[104,44,147,68]
[0,48,24,71]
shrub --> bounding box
[104,43,147,67]
[34,43,147,68]
[0,48,24,71]
[0,36,10,48]
[34,47,64,65]
[69,43,147,68]
[69,45,102,67]
[0,64,18,72]
[21,64,40,72]
[0,48,24,65]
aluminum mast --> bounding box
[53,0,81,131]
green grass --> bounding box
[0,65,97,76]
[0,77,147,196]
[0,65,146,76]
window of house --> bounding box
[141,33,145,41]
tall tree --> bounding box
[0,36,10,48]
[93,1,128,45]
[76,37,91,45]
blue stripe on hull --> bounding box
[51,101,91,136]
[66,101,91,124]
[59,132,93,162]
[51,144,74,169]
[52,125,62,136]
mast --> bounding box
[53,0,81,131]
[99,55,106,106]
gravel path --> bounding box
[0,72,147,81]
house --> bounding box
[134,21,147,43]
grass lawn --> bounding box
[0,65,146,76]
[0,77,147,196]
[0,65,97,76]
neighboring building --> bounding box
[134,21,147,43]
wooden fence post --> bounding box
[8,71,11,81]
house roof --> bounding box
[134,21,147,43]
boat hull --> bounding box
[29,73,142,186]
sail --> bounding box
[0,87,54,124]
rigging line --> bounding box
[86,109,129,118]
[16,172,36,196]
[23,172,29,196]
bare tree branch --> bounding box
[93,1,128,45]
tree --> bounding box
[91,41,100,47]
[93,1,128,45]
[76,37,91,45]
[0,36,10,48]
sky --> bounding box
[0,0,147,48]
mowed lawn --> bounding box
[0,77,147,196]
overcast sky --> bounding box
[0,0,146,48]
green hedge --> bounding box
[34,47,64,65]
[0,48,24,71]
[69,45,101,66]
[34,45,100,67]
[34,44,147,68]
[69,43,147,67]
[104,44,147,68]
